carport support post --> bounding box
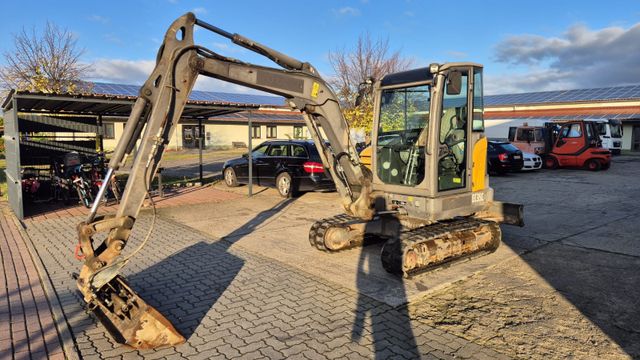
[248,110,253,197]
[198,117,203,184]
[97,115,104,153]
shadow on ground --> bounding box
[493,157,640,358]
[129,197,297,340]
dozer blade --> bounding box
[81,274,185,349]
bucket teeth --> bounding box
[81,275,185,349]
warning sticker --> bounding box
[311,82,320,98]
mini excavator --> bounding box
[75,13,523,348]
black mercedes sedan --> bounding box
[487,141,524,174]
[222,140,335,197]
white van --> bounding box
[584,119,623,154]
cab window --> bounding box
[438,71,469,191]
[376,85,430,186]
[516,128,533,141]
[472,69,484,131]
[562,124,582,138]
[534,128,544,141]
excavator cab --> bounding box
[370,64,492,220]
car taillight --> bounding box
[498,153,508,161]
[303,161,324,173]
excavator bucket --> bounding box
[81,275,185,349]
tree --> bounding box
[0,22,91,95]
[328,33,412,132]
[0,116,4,155]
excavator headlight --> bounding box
[429,63,439,74]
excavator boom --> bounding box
[76,12,373,348]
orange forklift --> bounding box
[509,120,611,171]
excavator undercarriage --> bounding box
[309,206,514,277]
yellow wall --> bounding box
[99,120,310,151]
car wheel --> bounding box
[585,159,601,171]
[276,172,294,198]
[544,156,558,169]
[224,167,239,187]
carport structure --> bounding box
[1,86,265,219]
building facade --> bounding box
[483,85,640,151]
[100,109,310,151]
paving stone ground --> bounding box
[0,205,66,360]
[23,214,510,360]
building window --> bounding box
[103,123,115,139]
[293,126,305,139]
[252,125,261,139]
[267,125,277,138]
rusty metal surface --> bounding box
[309,214,367,251]
[381,218,502,277]
[82,276,185,349]
[476,201,525,227]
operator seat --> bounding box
[440,108,457,143]
[446,115,466,165]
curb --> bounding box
[8,211,81,360]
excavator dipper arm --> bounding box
[75,12,373,348]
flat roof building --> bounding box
[483,85,640,151]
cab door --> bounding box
[552,123,585,166]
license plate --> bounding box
[513,155,521,159]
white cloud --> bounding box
[88,15,109,24]
[491,22,640,92]
[194,76,263,94]
[484,69,576,95]
[212,42,229,50]
[88,59,156,84]
[192,7,208,15]
[103,33,124,45]
[333,7,361,17]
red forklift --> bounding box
[509,120,611,171]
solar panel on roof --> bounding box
[88,81,285,106]
[486,83,640,106]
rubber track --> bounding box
[381,217,501,277]
[308,214,362,252]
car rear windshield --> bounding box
[497,143,520,152]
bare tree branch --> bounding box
[0,21,92,96]
[328,33,412,130]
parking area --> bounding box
[16,154,640,359]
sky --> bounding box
[1,0,639,95]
